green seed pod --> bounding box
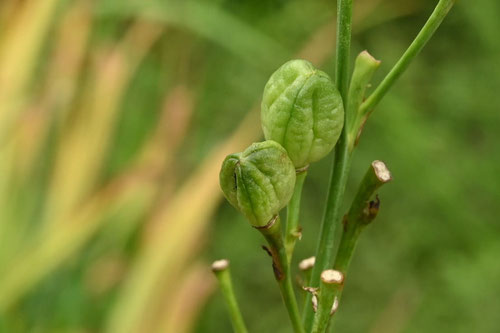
[219,140,296,228]
[261,59,344,168]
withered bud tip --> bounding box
[299,256,316,271]
[320,269,344,284]
[211,259,229,272]
[372,160,392,183]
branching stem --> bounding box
[328,161,392,330]
[359,0,456,116]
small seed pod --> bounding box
[261,59,344,168]
[219,140,296,228]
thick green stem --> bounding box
[285,170,308,263]
[303,0,353,330]
[333,224,361,277]
[328,161,392,330]
[261,217,305,333]
[359,0,456,116]
[311,270,344,333]
[212,260,248,333]
[303,139,350,331]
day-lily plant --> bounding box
[214,0,455,332]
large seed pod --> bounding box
[261,59,344,168]
[219,140,296,228]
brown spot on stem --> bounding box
[361,195,381,225]
[261,245,272,257]
[342,214,349,231]
[368,195,380,218]
[261,245,284,281]
[272,262,284,281]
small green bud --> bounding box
[261,59,344,168]
[219,140,296,228]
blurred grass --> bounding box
[0,0,498,332]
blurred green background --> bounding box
[0,0,498,332]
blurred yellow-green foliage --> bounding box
[0,0,499,332]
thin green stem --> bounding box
[278,252,305,333]
[335,0,353,100]
[212,260,248,333]
[333,224,361,277]
[359,0,456,116]
[261,217,305,333]
[285,170,308,263]
[303,0,353,331]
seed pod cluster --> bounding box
[220,59,344,226]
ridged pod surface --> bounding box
[219,141,296,227]
[261,59,344,167]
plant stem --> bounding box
[311,270,344,333]
[299,256,316,287]
[334,160,391,274]
[303,0,353,331]
[359,0,456,116]
[279,253,306,333]
[261,217,305,333]
[285,170,308,263]
[328,161,392,330]
[212,259,248,333]
[335,0,353,100]
[303,136,350,330]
